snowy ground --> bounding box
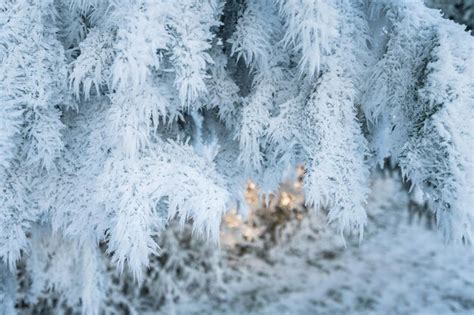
[174,176,474,314]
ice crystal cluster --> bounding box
[0,0,473,313]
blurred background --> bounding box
[426,0,474,32]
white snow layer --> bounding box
[171,175,474,314]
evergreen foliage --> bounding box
[0,0,472,313]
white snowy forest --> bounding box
[0,0,473,314]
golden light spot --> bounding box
[280,192,292,206]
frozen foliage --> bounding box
[16,221,223,314]
[363,0,474,243]
[0,0,473,312]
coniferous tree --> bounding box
[0,0,473,313]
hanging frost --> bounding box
[400,25,474,243]
[364,0,474,243]
[276,0,339,77]
[0,0,473,312]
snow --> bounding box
[249,224,474,314]
[173,175,474,314]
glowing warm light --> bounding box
[222,166,307,247]
[280,192,291,206]
[224,209,242,228]
[242,226,258,241]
